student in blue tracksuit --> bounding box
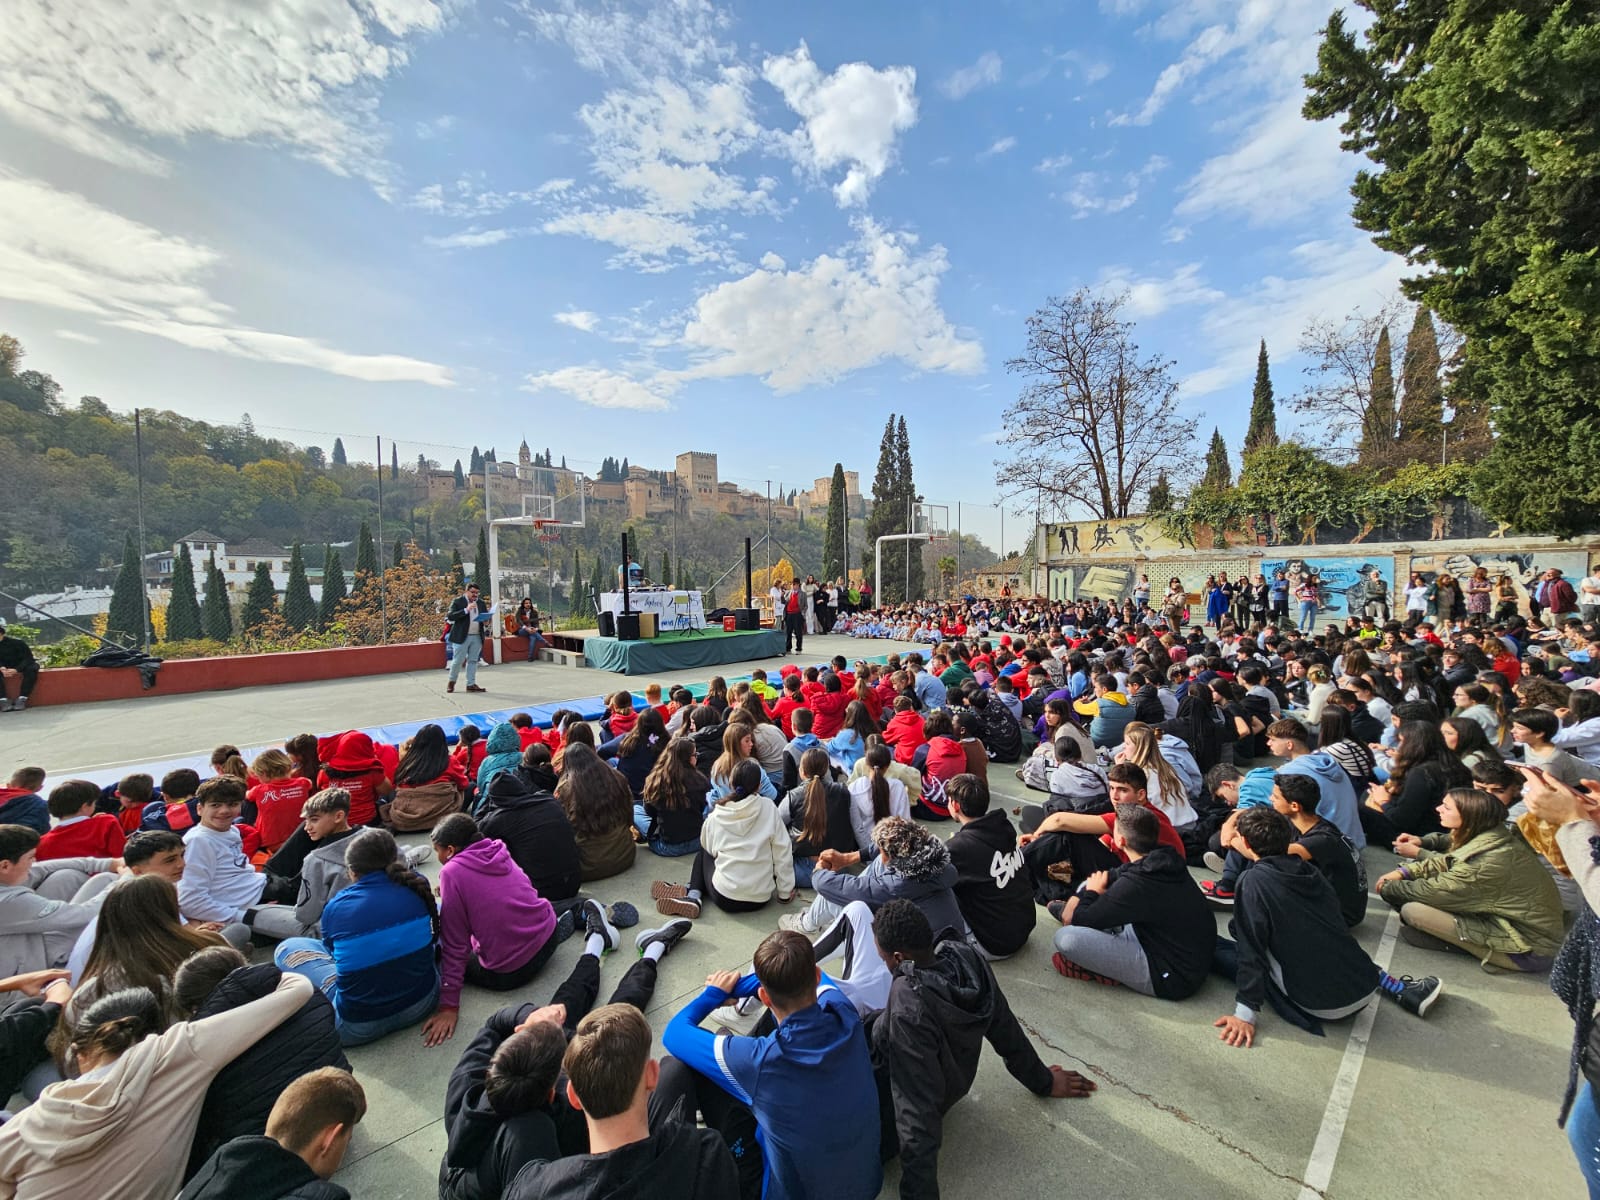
[657,930,881,1200]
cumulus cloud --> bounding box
[541,206,730,271]
[1096,262,1223,318]
[0,173,452,386]
[0,0,448,180]
[979,136,1017,159]
[554,310,600,332]
[940,51,1002,100]
[762,42,918,208]
[519,0,732,82]
[523,366,674,411]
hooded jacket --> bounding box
[0,788,48,834]
[1129,684,1165,726]
[289,826,360,938]
[185,964,349,1179]
[973,695,1022,764]
[1082,691,1134,748]
[1068,845,1215,999]
[477,724,527,800]
[316,732,388,828]
[0,857,114,978]
[947,810,1035,957]
[883,710,928,764]
[439,838,557,1008]
[0,972,312,1200]
[1279,752,1367,850]
[700,792,795,903]
[503,1101,738,1200]
[690,721,726,776]
[813,854,965,936]
[479,766,583,904]
[179,1135,349,1200]
[865,932,1051,1199]
[1555,716,1600,767]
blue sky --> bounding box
[0,0,1405,553]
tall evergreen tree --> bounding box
[283,544,316,631]
[1201,428,1232,490]
[1360,326,1397,464]
[450,548,465,589]
[393,538,406,568]
[1146,469,1173,514]
[354,521,378,589]
[1244,340,1278,453]
[1398,307,1444,452]
[475,526,490,586]
[469,447,484,475]
[587,551,608,609]
[822,462,847,579]
[240,561,277,632]
[570,547,584,616]
[896,417,924,600]
[105,532,149,646]
[390,443,399,479]
[619,456,628,477]
[203,553,233,641]
[865,415,902,599]
[319,547,347,629]
[561,455,567,469]
[453,459,466,488]
[660,550,671,587]
[165,542,203,641]
[331,437,347,466]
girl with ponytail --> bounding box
[777,747,856,887]
[274,827,442,1046]
[847,743,910,857]
[650,759,795,920]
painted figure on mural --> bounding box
[1121,522,1148,551]
[1092,523,1115,551]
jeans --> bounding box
[275,938,440,1046]
[1569,1080,1600,1199]
[1052,922,1155,994]
[1298,602,1317,632]
[793,856,816,889]
[448,634,483,686]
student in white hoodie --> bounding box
[0,970,313,1200]
[177,779,299,937]
[651,761,795,920]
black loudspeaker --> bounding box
[616,612,641,641]
[734,607,760,631]
[598,611,616,638]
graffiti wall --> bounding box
[1407,550,1589,613]
[1048,564,1138,603]
[1259,556,1395,621]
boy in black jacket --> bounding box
[1212,808,1441,1050]
[865,900,1094,1200]
[944,775,1034,959]
[504,1004,737,1200]
[1047,805,1214,996]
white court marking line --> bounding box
[1297,907,1401,1199]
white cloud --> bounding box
[541,206,727,271]
[410,178,538,218]
[0,0,448,180]
[535,178,576,195]
[671,219,983,391]
[519,0,732,82]
[414,114,456,139]
[53,329,101,345]
[0,173,452,386]
[979,136,1017,159]
[762,42,918,208]
[1111,23,1231,126]
[1176,93,1352,224]
[425,227,525,249]
[940,52,1002,100]
[1035,153,1073,174]
[1096,262,1223,318]
[1058,157,1166,217]
[554,310,600,332]
[523,366,674,411]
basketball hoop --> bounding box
[533,520,561,543]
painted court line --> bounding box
[1297,908,1401,1199]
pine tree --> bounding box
[1360,326,1397,464]
[866,415,901,599]
[897,415,924,600]
[1398,307,1444,452]
[450,548,465,589]
[203,553,233,641]
[105,532,149,647]
[390,443,399,480]
[475,526,490,587]
[660,550,671,587]
[165,543,203,641]
[331,438,347,466]
[393,538,406,568]
[283,544,316,630]
[587,552,608,610]
[417,454,428,474]
[1201,428,1232,490]
[823,462,847,579]
[561,455,567,469]
[1244,339,1278,453]
[240,561,277,632]
[470,447,484,476]
[319,547,347,629]
[570,547,584,616]
[1146,469,1173,514]
[619,456,629,477]
[453,459,466,488]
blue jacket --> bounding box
[664,976,881,1200]
[913,670,947,711]
[0,792,48,835]
[1279,752,1367,850]
[319,872,438,1023]
[824,728,868,774]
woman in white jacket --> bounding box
[651,761,794,920]
[0,970,312,1200]
[1554,690,1600,768]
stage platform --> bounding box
[582,627,785,675]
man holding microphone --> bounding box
[446,581,491,694]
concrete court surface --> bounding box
[5,633,1587,1198]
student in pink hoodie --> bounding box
[422,813,558,1047]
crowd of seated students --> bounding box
[7,588,1600,1196]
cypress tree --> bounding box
[393,538,406,568]
[1146,470,1173,514]
[390,443,399,479]
[165,543,203,641]
[240,561,277,632]
[331,437,347,466]
[469,447,484,476]
[105,532,149,646]
[450,548,465,589]
[865,415,900,599]
[319,547,347,629]
[475,526,490,586]
[587,551,608,609]
[1244,339,1278,453]
[1201,428,1232,490]
[203,553,234,641]
[570,547,584,616]
[1398,306,1444,451]
[283,544,316,631]
[823,462,846,579]
[660,550,671,587]
[453,459,466,488]
[1360,326,1397,464]
[895,416,923,600]
[354,521,378,590]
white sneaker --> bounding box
[403,844,433,868]
[1202,851,1226,874]
[0,699,11,713]
[778,912,817,935]
[10,697,22,711]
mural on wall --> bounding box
[1048,564,1137,604]
[1260,556,1395,622]
[1044,518,1253,559]
[1407,550,1590,615]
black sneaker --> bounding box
[1046,900,1067,924]
[1392,975,1442,1017]
[582,898,620,954]
[635,919,692,959]
[554,908,577,943]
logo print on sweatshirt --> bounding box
[990,848,1025,889]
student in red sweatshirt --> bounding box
[810,673,853,740]
[247,749,313,854]
[601,691,639,741]
[883,696,928,765]
[799,666,826,705]
[38,779,127,860]
[317,732,392,828]
[113,774,155,836]
[771,674,810,739]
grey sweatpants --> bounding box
[1052,923,1156,995]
